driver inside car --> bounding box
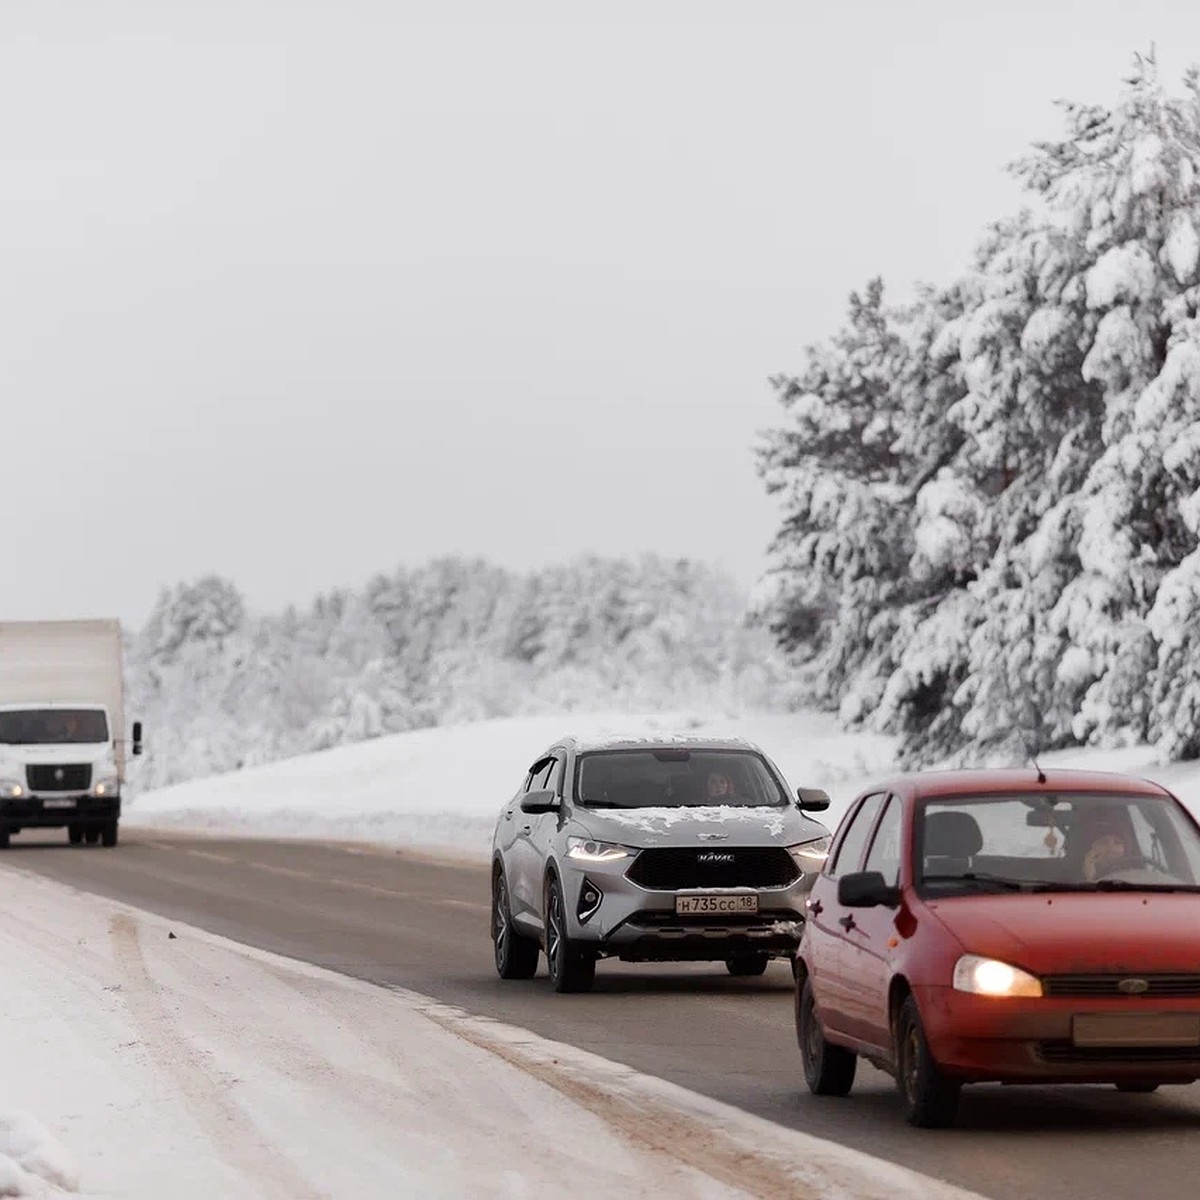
[1082,825,1131,881]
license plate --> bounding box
[1072,1013,1200,1048]
[42,799,76,809]
[674,893,758,915]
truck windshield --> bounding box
[0,709,109,745]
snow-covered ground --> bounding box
[123,709,897,854]
[0,865,985,1200]
[124,707,1200,855]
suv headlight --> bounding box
[93,776,120,797]
[953,954,1043,998]
[788,836,832,869]
[0,780,25,800]
[566,837,631,864]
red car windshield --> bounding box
[915,791,1200,895]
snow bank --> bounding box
[125,709,898,855]
[124,706,1200,855]
[0,1114,78,1197]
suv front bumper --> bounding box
[559,855,813,963]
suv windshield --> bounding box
[576,748,787,809]
[916,791,1200,895]
[0,709,109,745]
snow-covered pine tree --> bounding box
[761,52,1200,766]
[756,279,917,712]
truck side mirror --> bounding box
[131,721,143,757]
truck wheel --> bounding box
[101,821,118,848]
[68,826,83,845]
[85,829,100,846]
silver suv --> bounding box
[490,734,833,992]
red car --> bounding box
[795,768,1200,1127]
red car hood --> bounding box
[927,892,1200,975]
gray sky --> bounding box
[4,1,1199,628]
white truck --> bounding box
[0,618,142,848]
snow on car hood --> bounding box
[575,804,829,849]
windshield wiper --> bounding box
[921,872,1027,892]
[1075,879,1199,893]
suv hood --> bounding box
[574,804,829,849]
[928,892,1200,974]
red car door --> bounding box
[807,792,887,1040]
[837,794,904,1051]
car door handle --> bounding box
[503,810,513,820]
[807,899,823,916]
[522,825,531,834]
[838,914,856,932]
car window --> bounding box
[827,792,886,879]
[863,794,902,885]
[545,755,565,796]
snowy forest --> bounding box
[758,54,1200,768]
[131,56,1200,791]
[127,557,798,790]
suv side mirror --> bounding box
[131,720,144,757]
[519,788,559,815]
[797,787,831,812]
[838,870,900,909]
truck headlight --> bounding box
[0,781,25,800]
[93,777,120,797]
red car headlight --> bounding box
[953,954,1043,998]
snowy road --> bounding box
[0,855,983,1200]
[8,830,1200,1199]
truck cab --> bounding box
[0,703,141,846]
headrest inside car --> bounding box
[924,810,984,858]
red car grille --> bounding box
[1039,1041,1200,1064]
[1042,975,1200,998]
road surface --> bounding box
[7,829,1200,1199]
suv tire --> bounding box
[492,869,539,980]
[545,875,596,994]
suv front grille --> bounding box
[1043,975,1200,998]
[27,764,92,792]
[627,846,799,890]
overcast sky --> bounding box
[4,1,1200,628]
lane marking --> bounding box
[169,845,490,913]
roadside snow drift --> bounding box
[124,709,896,853]
[0,865,986,1200]
[125,708,1200,856]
